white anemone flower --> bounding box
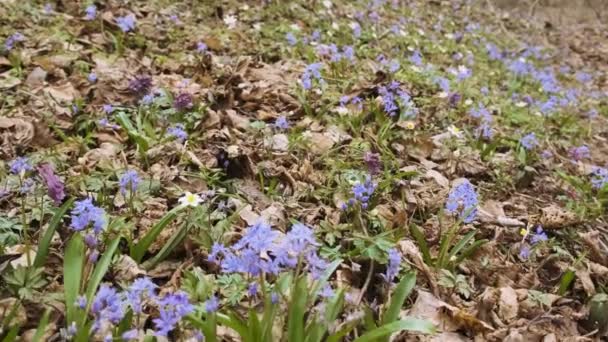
[178,192,203,207]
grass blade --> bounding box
[34,198,74,268]
[63,234,85,326]
[382,271,416,326]
[141,222,188,270]
[131,206,182,263]
[352,318,436,342]
[32,308,51,342]
[409,224,431,264]
[447,230,476,262]
[85,238,120,304]
[287,276,308,342]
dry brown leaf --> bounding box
[44,81,80,104]
[0,71,21,89]
[25,67,48,87]
[498,287,519,323]
[478,200,525,227]
[0,298,27,327]
[78,142,120,168]
[21,323,57,341]
[113,255,146,282]
[579,230,608,266]
[425,169,449,188]
[574,266,596,296]
[0,117,35,149]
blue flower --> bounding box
[445,179,478,223]
[204,295,219,313]
[4,32,25,51]
[167,124,188,142]
[196,42,208,53]
[591,167,608,190]
[119,170,140,195]
[153,291,194,336]
[122,329,139,340]
[530,226,548,244]
[102,104,113,114]
[520,133,538,150]
[91,285,125,332]
[345,176,376,209]
[88,72,97,83]
[116,14,136,32]
[247,282,258,297]
[301,63,324,90]
[569,145,590,161]
[70,198,106,233]
[275,116,289,129]
[286,32,297,46]
[126,277,157,314]
[9,157,32,175]
[381,248,401,282]
[409,50,423,66]
[519,245,530,259]
[84,5,97,20]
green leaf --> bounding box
[382,272,416,326]
[447,230,476,263]
[558,269,575,295]
[216,312,251,342]
[306,289,345,342]
[454,239,488,265]
[115,111,150,152]
[34,198,75,268]
[63,234,85,326]
[409,224,431,264]
[141,222,188,270]
[131,206,182,263]
[32,308,51,342]
[85,238,120,306]
[1,326,19,342]
[287,276,308,342]
[352,318,436,342]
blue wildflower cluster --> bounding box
[285,32,297,46]
[591,167,608,190]
[445,179,478,223]
[568,145,590,162]
[116,14,137,32]
[378,81,417,119]
[343,176,377,210]
[209,219,330,284]
[275,116,289,130]
[4,32,25,51]
[84,5,97,20]
[520,132,538,150]
[167,124,188,142]
[84,277,195,339]
[469,103,493,139]
[9,157,33,175]
[301,62,325,90]
[119,170,140,196]
[381,248,401,283]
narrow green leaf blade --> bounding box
[34,198,74,268]
[85,238,120,303]
[64,234,85,326]
[131,206,181,263]
[382,271,416,326]
[353,318,436,342]
[287,276,308,342]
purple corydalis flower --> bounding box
[445,179,478,223]
[167,124,187,142]
[275,116,289,129]
[382,248,401,282]
[9,157,33,175]
[70,198,106,233]
[520,133,538,150]
[363,152,381,175]
[116,14,136,32]
[37,164,65,205]
[173,92,193,111]
[129,76,153,94]
[119,170,140,195]
[84,5,97,20]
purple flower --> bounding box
[88,72,97,83]
[19,178,35,194]
[37,164,65,205]
[409,50,423,66]
[576,71,592,84]
[485,43,502,60]
[445,179,478,223]
[530,226,548,244]
[301,63,324,90]
[102,104,113,114]
[363,152,381,175]
[116,14,137,32]
[319,284,334,298]
[9,157,33,175]
[591,167,608,189]
[351,22,361,38]
[70,198,106,233]
[167,124,188,142]
[154,291,194,336]
[88,249,100,263]
[569,145,590,161]
[91,285,125,331]
[173,92,194,111]
[345,176,376,209]
[84,5,97,20]
[76,295,87,309]
[448,92,461,107]
[129,76,153,94]
[4,32,25,51]
[286,32,297,46]
[204,295,219,313]
[44,3,53,14]
[196,42,207,53]
[98,118,120,130]
[119,170,140,195]
[519,245,530,259]
[435,76,450,93]
[520,133,538,150]
[275,116,289,130]
[247,282,258,297]
[382,248,401,282]
[84,234,98,248]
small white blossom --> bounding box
[224,15,238,29]
[178,192,203,207]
